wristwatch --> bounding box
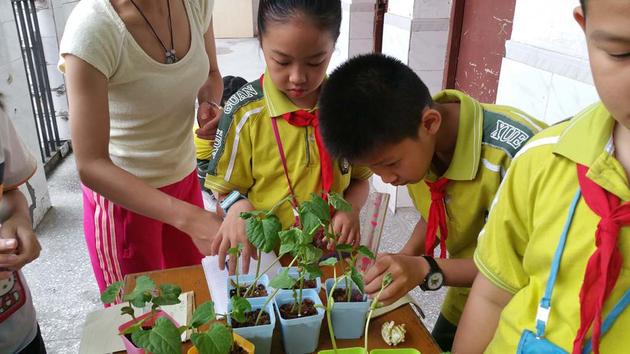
[219,190,247,214]
[420,255,444,291]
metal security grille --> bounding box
[11,0,62,164]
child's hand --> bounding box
[211,199,257,275]
[178,205,223,255]
[0,213,41,279]
[196,102,221,140]
[329,210,361,249]
[363,253,428,305]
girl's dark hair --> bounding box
[257,0,342,42]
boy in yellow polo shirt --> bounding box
[318,53,546,351]
[453,1,630,353]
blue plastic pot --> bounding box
[277,267,322,294]
[274,289,325,354]
[228,297,276,354]
[227,274,271,300]
[325,278,371,339]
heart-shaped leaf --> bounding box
[302,245,323,265]
[246,214,282,253]
[190,301,216,328]
[230,296,252,324]
[357,245,375,260]
[101,281,124,304]
[335,244,353,253]
[131,317,181,354]
[319,257,338,267]
[350,266,365,294]
[328,192,352,212]
[152,284,182,307]
[191,324,232,354]
[123,276,156,308]
[301,194,330,223]
[270,269,297,289]
[303,263,323,279]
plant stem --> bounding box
[326,267,339,353]
[297,271,304,316]
[364,285,386,352]
[244,256,283,297]
[255,287,280,326]
[269,195,293,215]
[235,253,241,297]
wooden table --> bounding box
[123,265,441,354]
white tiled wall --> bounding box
[337,0,376,64]
[495,0,598,125]
[0,2,52,225]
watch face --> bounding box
[427,272,444,290]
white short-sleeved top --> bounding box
[59,0,214,187]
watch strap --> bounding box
[420,255,443,291]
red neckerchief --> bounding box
[573,164,630,354]
[261,75,334,198]
[424,177,449,258]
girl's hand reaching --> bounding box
[211,199,257,275]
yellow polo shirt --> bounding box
[407,89,547,325]
[205,72,372,228]
[475,102,630,353]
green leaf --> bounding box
[239,210,265,220]
[319,257,338,267]
[246,214,282,253]
[123,276,156,308]
[230,296,252,324]
[101,281,124,304]
[153,284,182,307]
[278,228,300,255]
[120,306,136,319]
[335,244,353,253]
[228,244,243,256]
[131,317,181,354]
[351,266,365,294]
[302,245,323,265]
[270,269,297,289]
[299,209,323,238]
[328,192,352,212]
[357,245,376,260]
[191,324,232,354]
[303,263,323,279]
[301,194,331,223]
[383,273,394,288]
[190,301,216,328]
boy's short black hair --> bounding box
[319,54,432,161]
[221,76,248,106]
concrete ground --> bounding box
[24,38,445,353]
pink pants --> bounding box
[82,171,204,294]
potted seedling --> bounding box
[229,196,295,301]
[222,246,277,354]
[365,274,420,354]
[101,276,183,354]
[185,300,255,354]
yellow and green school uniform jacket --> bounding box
[475,102,630,353]
[205,72,372,229]
[407,89,547,325]
[194,129,213,187]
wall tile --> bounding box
[495,58,553,121]
[546,73,599,124]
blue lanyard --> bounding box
[535,188,630,353]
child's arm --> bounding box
[0,189,41,280]
[399,218,427,256]
[330,178,369,247]
[452,273,513,353]
[64,55,222,254]
[363,253,478,305]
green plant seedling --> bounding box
[364,273,394,352]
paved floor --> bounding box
[24,38,445,353]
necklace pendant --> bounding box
[165,49,178,64]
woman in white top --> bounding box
[59,0,222,293]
